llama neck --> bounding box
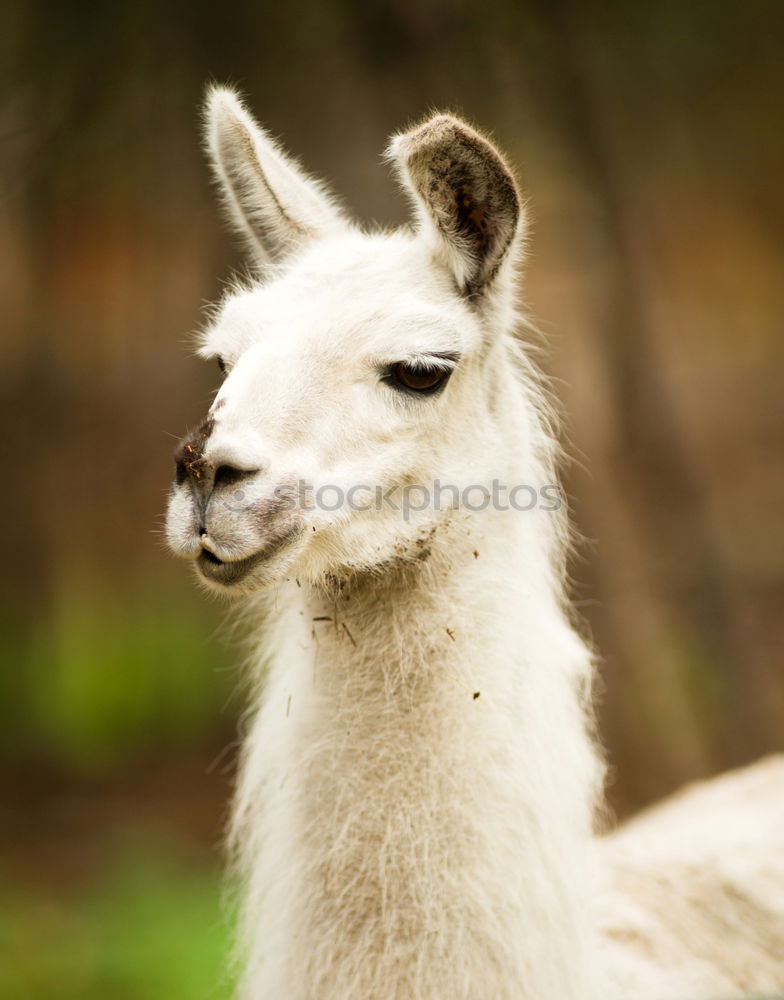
[233,510,603,1000]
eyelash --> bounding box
[217,356,228,377]
[382,359,456,395]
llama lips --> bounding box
[196,527,301,585]
[196,547,265,585]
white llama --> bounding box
[166,88,784,1000]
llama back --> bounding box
[599,755,784,999]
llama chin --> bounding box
[165,87,784,1000]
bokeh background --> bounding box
[2,2,783,996]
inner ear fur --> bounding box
[389,115,522,297]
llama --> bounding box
[166,88,784,1000]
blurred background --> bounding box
[2,1,783,996]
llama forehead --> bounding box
[204,233,485,364]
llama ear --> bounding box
[204,86,348,268]
[388,114,523,297]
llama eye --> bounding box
[388,361,450,394]
[217,356,228,377]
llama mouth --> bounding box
[196,528,301,586]
[196,548,265,585]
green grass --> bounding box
[0,842,236,1000]
[0,584,235,774]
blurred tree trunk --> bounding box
[524,0,773,809]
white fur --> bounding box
[600,755,784,998]
[166,88,784,999]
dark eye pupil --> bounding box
[392,362,446,392]
[217,357,227,376]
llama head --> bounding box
[166,87,527,594]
